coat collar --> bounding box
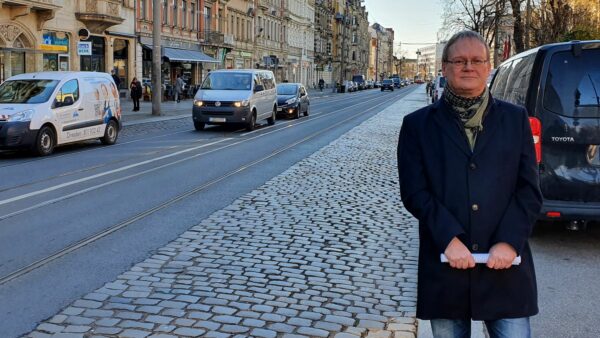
[431,94,503,158]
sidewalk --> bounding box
[119,88,338,127]
[28,88,429,338]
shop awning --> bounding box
[164,47,219,63]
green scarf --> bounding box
[443,86,490,150]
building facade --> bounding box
[223,0,255,71]
[368,23,393,81]
[285,0,314,86]
[0,0,136,93]
[313,0,333,87]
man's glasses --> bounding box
[444,59,489,67]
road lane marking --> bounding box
[0,138,233,207]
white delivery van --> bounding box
[192,69,277,131]
[0,71,121,156]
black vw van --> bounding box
[490,40,600,224]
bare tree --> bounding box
[440,0,507,47]
[508,0,526,53]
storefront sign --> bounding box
[240,52,252,58]
[41,32,69,52]
[77,42,92,55]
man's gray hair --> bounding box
[442,31,490,62]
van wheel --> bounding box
[304,104,309,117]
[246,112,256,131]
[101,120,119,145]
[267,108,276,125]
[194,121,205,131]
[33,125,56,156]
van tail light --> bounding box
[546,211,561,218]
[529,117,542,164]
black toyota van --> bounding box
[490,40,600,223]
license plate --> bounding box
[277,108,283,112]
[209,117,226,123]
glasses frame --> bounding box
[444,59,489,67]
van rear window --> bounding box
[544,48,600,118]
[0,80,58,104]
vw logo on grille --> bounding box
[215,101,221,107]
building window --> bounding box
[191,1,196,30]
[182,1,187,28]
[204,6,211,33]
[163,0,168,24]
[140,0,146,20]
[173,0,178,27]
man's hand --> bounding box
[444,237,475,269]
[487,242,517,269]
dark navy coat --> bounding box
[397,96,542,320]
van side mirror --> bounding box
[254,84,264,92]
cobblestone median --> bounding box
[29,91,427,338]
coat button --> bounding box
[472,204,479,211]
[469,163,477,170]
[472,244,479,251]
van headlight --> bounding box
[193,100,204,107]
[234,100,249,108]
[8,109,34,122]
[285,98,297,104]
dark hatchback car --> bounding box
[490,40,600,224]
[381,79,394,91]
[276,83,309,119]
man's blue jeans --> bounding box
[430,317,531,338]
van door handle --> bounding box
[78,108,84,111]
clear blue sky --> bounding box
[363,0,443,59]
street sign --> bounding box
[77,42,92,56]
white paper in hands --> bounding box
[440,253,521,265]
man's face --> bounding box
[442,38,491,98]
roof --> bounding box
[7,71,110,81]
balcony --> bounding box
[2,0,61,29]
[75,0,125,34]
[199,30,224,45]
[224,34,235,46]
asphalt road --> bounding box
[0,86,416,337]
[530,221,600,338]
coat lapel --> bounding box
[431,99,472,157]
[472,98,503,157]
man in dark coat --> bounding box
[397,31,542,338]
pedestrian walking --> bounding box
[110,69,121,89]
[318,78,325,92]
[174,74,185,103]
[130,77,142,111]
[397,30,542,338]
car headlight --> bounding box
[7,109,34,122]
[285,98,297,105]
[193,100,204,107]
[234,100,249,108]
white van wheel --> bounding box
[267,108,276,125]
[33,125,56,156]
[246,112,256,131]
[101,120,119,145]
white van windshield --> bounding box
[201,73,253,90]
[0,80,59,104]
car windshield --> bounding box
[383,80,392,84]
[277,84,298,95]
[0,79,59,104]
[201,73,252,90]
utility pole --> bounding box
[152,0,162,116]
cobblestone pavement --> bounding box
[28,88,428,338]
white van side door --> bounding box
[52,79,86,144]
